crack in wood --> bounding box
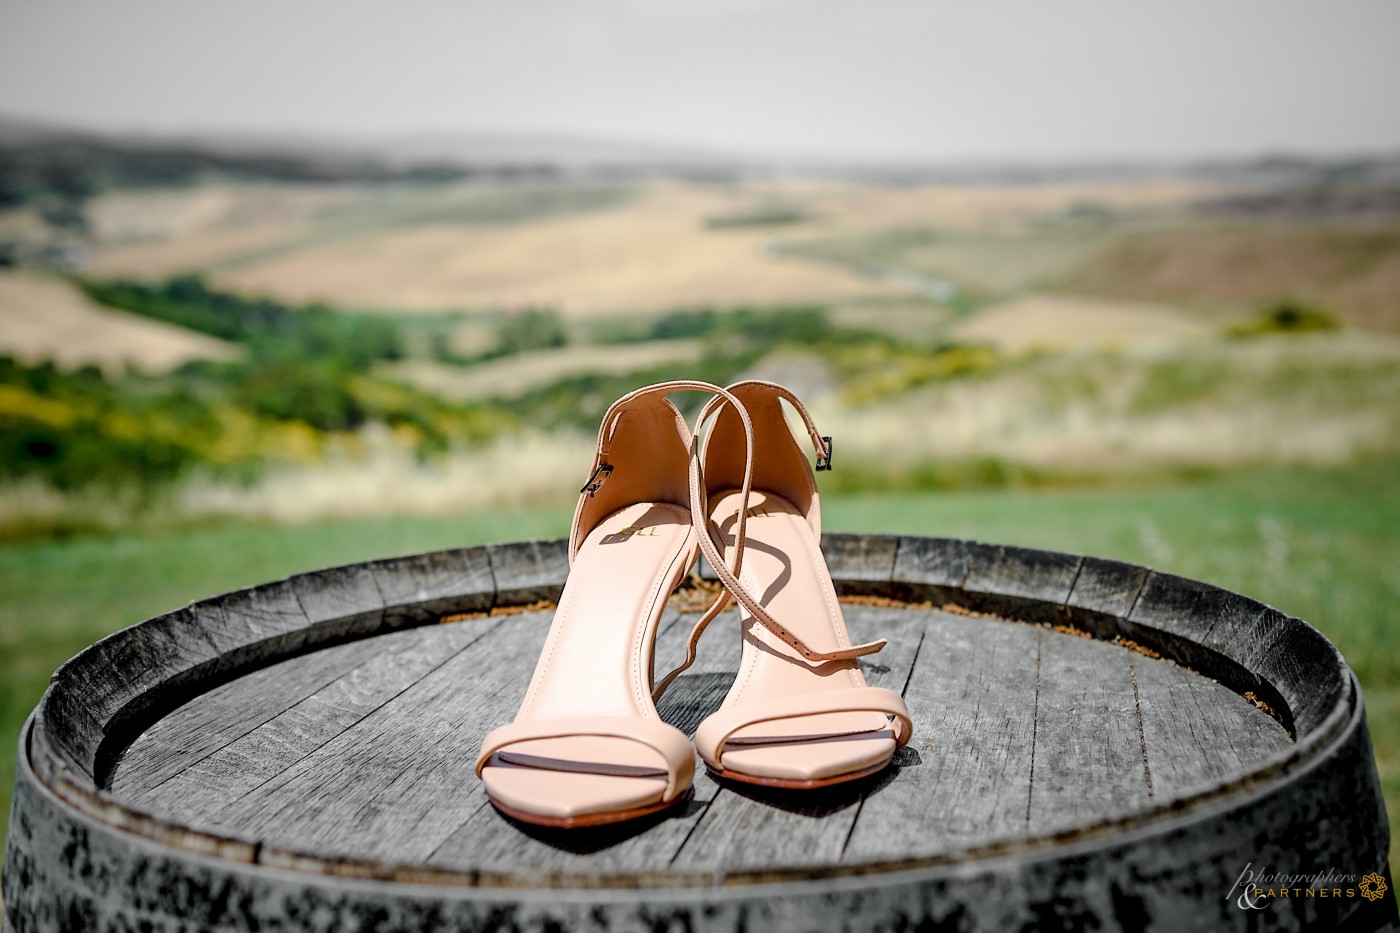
[1130,653,1155,798]
[1025,628,1043,829]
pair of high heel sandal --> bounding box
[474,380,913,828]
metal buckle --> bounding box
[815,436,834,471]
[580,463,614,496]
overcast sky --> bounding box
[2,0,1398,162]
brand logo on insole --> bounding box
[602,523,660,545]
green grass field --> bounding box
[2,459,1396,864]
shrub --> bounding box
[235,359,367,432]
[1227,301,1340,338]
[493,308,567,356]
[78,276,405,367]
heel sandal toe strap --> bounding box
[475,715,696,800]
[693,686,913,767]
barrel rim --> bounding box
[21,533,1359,888]
[10,676,1373,897]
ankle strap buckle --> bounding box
[815,436,834,472]
[580,463,614,496]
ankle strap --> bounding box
[654,387,884,702]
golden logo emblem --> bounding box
[1359,872,1388,902]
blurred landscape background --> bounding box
[1,0,1397,859]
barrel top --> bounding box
[24,534,1357,889]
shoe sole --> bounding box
[486,788,689,829]
[705,754,892,790]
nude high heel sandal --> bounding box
[656,380,913,789]
[474,380,756,828]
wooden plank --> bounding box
[667,606,927,872]
[202,612,549,863]
[85,579,316,766]
[367,546,495,626]
[46,605,219,766]
[1215,607,1346,736]
[890,536,972,591]
[1126,571,1272,686]
[964,545,1082,604]
[1129,570,1270,648]
[487,539,567,605]
[820,533,896,593]
[1133,652,1293,800]
[112,549,501,795]
[842,611,1041,860]
[109,635,386,796]
[1123,571,1316,733]
[962,544,1083,624]
[290,563,386,634]
[107,602,1305,878]
[1028,631,1152,834]
[1253,624,1346,736]
[1066,556,1150,620]
[197,578,312,657]
[126,618,501,828]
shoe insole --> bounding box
[707,489,897,782]
[481,501,695,819]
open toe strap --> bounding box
[475,716,696,800]
[694,686,913,769]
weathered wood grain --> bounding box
[128,619,500,832]
[487,539,568,605]
[841,610,1041,860]
[290,563,386,635]
[1254,621,1349,736]
[367,546,494,626]
[1125,571,1308,732]
[197,616,519,862]
[197,578,313,659]
[820,533,897,593]
[109,635,386,795]
[10,693,1393,932]
[47,604,220,774]
[961,544,1083,623]
[1134,652,1292,799]
[101,605,1315,875]
[1127,571,1271,678]
[1066,556,1151,621]
[1028,630,1151,834]
[889,535,972,600]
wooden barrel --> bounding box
[3,534,1394,932]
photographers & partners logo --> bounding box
[1227,862,1389,910]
